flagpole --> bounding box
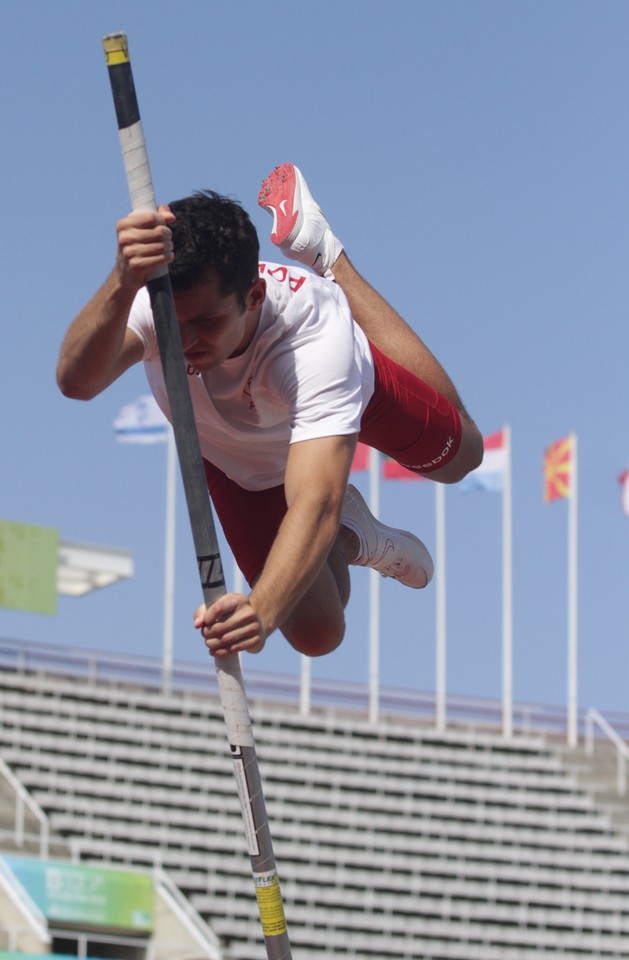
[162,425,176,694]
[435,482,446,732]
[567,433,578,747]
[299,654,311,716]
[368,448,380,723]
[502,426,513,739]
[233,560,245,594]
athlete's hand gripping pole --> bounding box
[101,33,291,960]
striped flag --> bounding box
[456,430,507,493]
[113,395,169,444]
[619,470,629,516]
[382,430,507,489]
[351,442,370,472]
[382,458,426,481]
[544,436,574,503]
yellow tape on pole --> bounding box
[102,33,130,65]
[254,872,288,938]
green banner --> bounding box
[0,954,102,960]
[1,857,153,931]
[0,520,58,615]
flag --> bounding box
[113,395,169,444]
[0,520,58,615]
[619,470,629,516]
[382,430,507,488]
[382,458,427,480]
[456,430,507,493]
[351,442,370,472]
[544,436,574,503]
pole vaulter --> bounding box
[101,32,292,960]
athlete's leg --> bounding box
[328,254,482,481]
[331,253,460,410]
[259,164,483,483]
[204,461,432,656]
[279,543,350,657]
[203,460,346,655]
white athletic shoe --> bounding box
[340,484,434,589]
[258,163,343,277]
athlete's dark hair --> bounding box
[168,191,259,308]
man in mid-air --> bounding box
[57,163,482,659]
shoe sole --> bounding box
[258,163,302,246]
[343,485,434,589]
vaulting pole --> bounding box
[101,33,291,958]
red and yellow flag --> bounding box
[544,436,574,503]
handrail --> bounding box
[0,753,49,857]
[0,855,50,944]
[2,633,629,739]
[585,707,629,795]
[154,867,223,960]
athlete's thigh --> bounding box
[359,342,461,475]
[280,560,346,657]
[203,460,287,586]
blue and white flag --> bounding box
[113,395,169,444]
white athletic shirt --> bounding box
[127,262,375,491]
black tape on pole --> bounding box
[103,41,140,128]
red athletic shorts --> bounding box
[204,342,461,586]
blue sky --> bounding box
[2,1,629,718]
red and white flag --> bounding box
[382,457,426,481]
[619,470,629,516]
[351,442,370,473]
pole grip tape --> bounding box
[102,33,157,220]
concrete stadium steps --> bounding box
[16,779,629,862]
[558,742,629,837]
[2,668,629,959]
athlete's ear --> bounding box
[247,277,266,311]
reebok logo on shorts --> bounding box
[404,436,455,471]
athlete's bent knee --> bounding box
[282,620,345,658]
[432,421,484,484]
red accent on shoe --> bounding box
[258,163,300,245]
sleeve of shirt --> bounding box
[273,282,373,444]
[126,289,159,360]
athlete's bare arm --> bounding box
[196,432,358,657]
[57,207,175,399]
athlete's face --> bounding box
[174,273,265,373]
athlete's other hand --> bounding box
[194,594,267,657]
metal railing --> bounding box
[0,855,50,946]
[1,634,628,741]
[585,707,629,795]
[154,867,223,960]
[0,752,49,857]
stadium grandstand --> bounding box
[1,636,629,960]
